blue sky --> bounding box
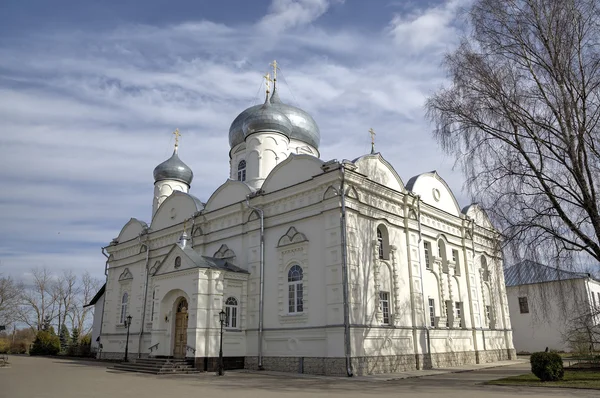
[0,0,471,281]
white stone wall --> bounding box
[507,278,596,352]
[99,154,514,371]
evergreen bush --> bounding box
[59,325,69,353]
[530,352,564,381]
[29,330,60,356]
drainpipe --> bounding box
[245,195,265,370]
[415,196,431,360]
[137,230,151,358]
[339,164,353,377]
[99,246,110,358]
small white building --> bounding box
[505,260,600,353]
[91,65,515,375]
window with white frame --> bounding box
[120,292,128,324]
[452,249,460,275]
[455,301,463,327]
[597,292,600,308]
[428,298,435,327]
[438,239,448,273]
[486,305,492,326]
[379,291,390,325]
[424,241,432,270]
[593,293,597,308]
[225,297,238,328]
[288,264,304,313]
[237,160,246,182]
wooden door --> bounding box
[173,299,188,358]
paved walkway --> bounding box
[1,355,596,398]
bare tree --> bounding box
[0,275,23,326]
[54,270,78,332]
[17,267,58,331]
[426,0,600,266]
[70,272,101,335]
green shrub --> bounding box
[0,338,9,354]
[530,352,564,381]
[9,341,27,354]
[29,330,60,356]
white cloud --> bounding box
[387,0,468,52]
[258,0,339,33]
[0,1,468,280]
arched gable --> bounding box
[405,171,461,217]
[262,154,325,193]
[117,218,148,243]
[204,179,252,213]
[151,191,204,231]
[462,203,495,230]
[352,153,404,193]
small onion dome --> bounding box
[229,85,320,149]
[242,100,293,139]
[153,149,194,186]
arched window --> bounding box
[225,297,238,328]
[287,265,304,313]
[376,225,389,260]
[120,292,128,324]
[481,256,490,282]
[377,228,384,259]
[237,160,246,182]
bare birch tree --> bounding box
[70,271,101,335]
[426,0,600,267]
[17,267,58,331]
[0,275,22,326]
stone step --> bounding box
[111,358,199,375]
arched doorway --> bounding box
[173,298,188,358]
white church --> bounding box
[92,63,515,375]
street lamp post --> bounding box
[124,315,132,362]
[218,309,226,376]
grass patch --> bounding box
[487,370,600,389]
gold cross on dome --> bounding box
[264,72,272,94]
[173,128,181,148]
[270,60,278,81]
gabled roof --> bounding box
[84,283,106,308]
[181,247,248,274]
[504,260,591,287]
[154,244,249,276]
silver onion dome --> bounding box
[153,149,194,186]
[229,85,320,149]
[242,100,293,139]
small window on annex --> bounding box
[237,160,246,182]
[518,297,529,314]
[288,264,304,313]
[376,225,389,260]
